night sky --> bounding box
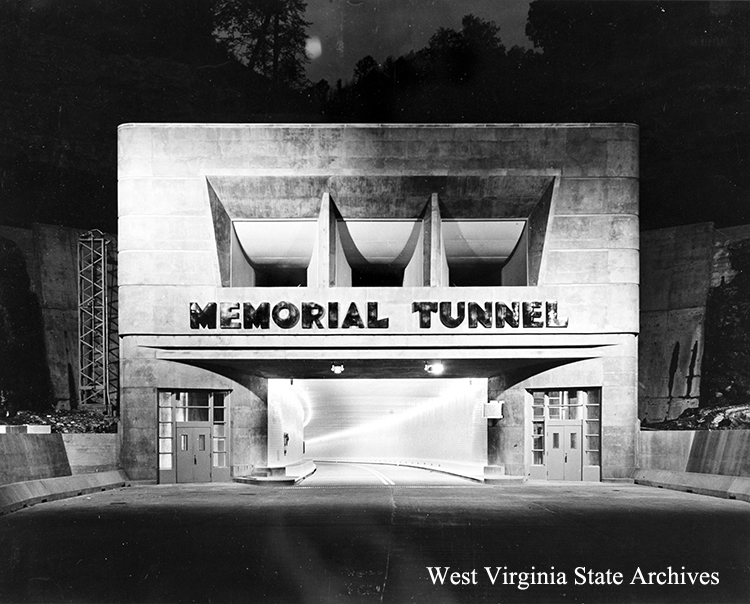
[0,1,747,232]
[304,0,532,82]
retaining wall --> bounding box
[62,434,120,474]
[638,430,750,476]
[0,434,71,485]
[635,429,750,502]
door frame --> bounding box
[528,388,601,482]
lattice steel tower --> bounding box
[78,230,118,414]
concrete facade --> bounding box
[118,123,639,483]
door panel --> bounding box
[546,423,582,481]
[176,427,211,483]
[193,429,211,482]
[546,425,565,480]
[564,425,582,480]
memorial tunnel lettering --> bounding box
[189,301,568,330]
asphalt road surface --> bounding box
[0,465,748,603]
[300,461,476,486]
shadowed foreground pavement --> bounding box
[0,464,748,603]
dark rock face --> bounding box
[0,238,52,416]
[701,239,750,408]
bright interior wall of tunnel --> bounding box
[267,380,305,468]
[301,378,487,465]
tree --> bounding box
[213,0,310,87]
[423,14,506,83]
[353,56,379,83]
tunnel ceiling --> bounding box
[193,356,576,381]
[297,378,482,435]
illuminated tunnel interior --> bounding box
[270,378,488,467]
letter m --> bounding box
[243,302,270,329]
[190,302,217,329]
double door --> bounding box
[175,426,211,483]
[546,422,582,481]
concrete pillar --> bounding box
[228,373,269,477]
[485,376,526,477]
[601,349,639,480]
[308,193,331,287]
[308,193,351,287]
[422,193,449,287]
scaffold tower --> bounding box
[78,230,118,414]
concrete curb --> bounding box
[0,470,131,515]
[633,469,750,503]
[234,474,308,486]
[234,460,317,486]
[484,476,527,485]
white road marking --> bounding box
[350,464,396,486]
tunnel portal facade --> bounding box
[118,123,639,484]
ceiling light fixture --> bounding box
[424,362,445,376]
[331,363,345,375]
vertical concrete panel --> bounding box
[230,225,256,286]
[601,351,638,479]
[527,179,554,286]
[0,434,72,485]
[230,375,268,477]
[486,379,526,475]
[63,434,119,474]
[333,220,352,287]
[428,194,449,286]
[686,431,750,477]
[502,227,527,286]
[119,386,157,480]
[33,224,81,407]
[403,226,424,286]
[309,193,332,287]
[207,180,232,286]
[639,223,714,422]
[637,431,693,472]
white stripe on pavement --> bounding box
[351,464,396,486]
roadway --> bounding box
[299,461,476,486]
[0,465,748,603]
